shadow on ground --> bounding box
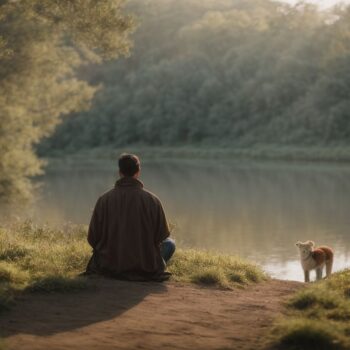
[0,276,167,337]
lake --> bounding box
[33,158,350,281]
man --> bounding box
[86,154,175,281]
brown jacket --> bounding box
[87,177,170,279]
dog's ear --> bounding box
[307,240,315,247]
[295,241,302,247]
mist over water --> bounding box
[34,159,350,281]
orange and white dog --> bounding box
[295,241,334,282]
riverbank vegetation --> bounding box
[270,270,350,350]
[0,0,134,205]
[42,0,350,156]
[3,0,350,204]
[45,145,350,166]
[0,221,266,312]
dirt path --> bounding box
[0,278,302,350]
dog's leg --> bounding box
[316,267,323,281]
[326,259,333,278]
[304,270,310,282]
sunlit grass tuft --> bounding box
[289,287,342,310]
[168,249,267,289]
[0,262,30,285]
[0,221,267,315]
[0,221,91,312]
[271,318,348,350]
[270,270,350,349]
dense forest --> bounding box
[41,0,350,154]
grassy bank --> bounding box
[0,221,267,312]
[270,270,350,350]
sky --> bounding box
[282,0,350,8]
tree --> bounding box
[42,1,350,156]
[0,0,134,205]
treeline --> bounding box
[41,0,350,154]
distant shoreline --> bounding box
[42,145,350,167]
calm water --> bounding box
[33,159,350,281]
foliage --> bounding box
[0,0,134,205]
[270,270,350,349]
[0,221,266,312]
[42,0,350,155]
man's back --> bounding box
[87,176,170,279]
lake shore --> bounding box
[0,277,302,350]
[1,222,350,349]
[42,145,350,166]
[0,221,297,349]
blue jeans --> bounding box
[160,238,176,263]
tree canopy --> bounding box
[42,0,350,153]
[0,0,134,205]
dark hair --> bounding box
[118,154,141,177]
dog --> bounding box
[295,241,334,282]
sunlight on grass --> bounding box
[270,270,350,349]
[168,249,267,289]
[0,221,91,310]
[0,221,267,313]
[272,318,347,350]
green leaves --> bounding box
[44,0,350,158]
[0,0,134,205]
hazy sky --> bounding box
[282,0,350,7]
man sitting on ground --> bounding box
[86,154,175,281]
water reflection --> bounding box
[34,159,350,281]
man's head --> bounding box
[118,153,141,178]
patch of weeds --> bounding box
[191,267,229,287]
[289,288,341,310]
[271,318,348,350]
[168,249,267,289]
[27,276,89,293]
[0,262,29,284]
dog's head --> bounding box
[295,240,315,259]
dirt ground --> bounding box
[0,278,302,350]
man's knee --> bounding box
[164,238,176,253]
[161,238,176,262]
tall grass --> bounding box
[0,221,91,311]
[270,270,350,350]
[0,221,267,312]
[168,249,267,288]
